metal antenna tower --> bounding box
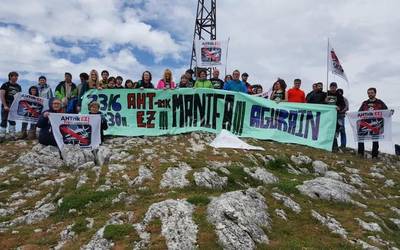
[190,0,217,74]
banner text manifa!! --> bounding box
[81,89,337,151]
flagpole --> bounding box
[224,37,231,77]
[326,38,330,92]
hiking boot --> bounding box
[9,125,16,141]
[19,130,28,140]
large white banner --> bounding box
[48,113,101,150]
[195,40,227,67]
[348,110,392,142]
[8,93,48,123]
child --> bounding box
[88,101,108,143]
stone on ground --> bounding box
[297,177,359,203]
[272,192,301,214]
[244,167,278,184]
[207,188,271,249]
[311,210,347,239]
[160,163,192,189]
[136,199,198,250]
[193,168,228,189]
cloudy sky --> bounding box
[0,0,399,152]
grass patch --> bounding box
[56,188,118,218]
[275,179,302,194]
[103,224,137,241]
[72,217,89,234]
[265,158,288,172]
[187,195,210,206]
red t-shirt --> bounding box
[287,88,306,103]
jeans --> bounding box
[1,104,16,128]
[338,115,346,147]
[358,142,379,158]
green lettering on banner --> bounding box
[81,89,337,151]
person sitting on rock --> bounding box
[88,101,108,143]
[36,98,64,146]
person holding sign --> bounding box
[137,71,155,89]
[20,86,40,140]
[0,72,21,142]
[157,69,176,89]
[269,79,287,102]
[88,101,108,143]
[194,69,213,89]
[37,98,64,146]
[357,88,391,158]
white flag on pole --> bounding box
[195,40,228,67]
[328,44,349,82]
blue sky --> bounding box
[0,0,399,152]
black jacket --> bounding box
[306,91,327,104]
[36,98,59,147]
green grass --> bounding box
[187,195,210,206]
[265,158,288,172]
[103,224,137,241]
[56,188,119,218]
[72,217,89,234]
[274,179,302,194]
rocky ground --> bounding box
[0,133,399,249]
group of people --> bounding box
[0,69,391,158]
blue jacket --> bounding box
[223,80,247,93]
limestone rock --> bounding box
[355,218,382,232]
[297,177,359,203]
[137,199,198,250]
[312,160,328,175]
[131,166,153,186]
[0,203,56,228]
[17,145,63,168]
[311,210,347,239]
[94,145,112,166]
[324,171,344,181]
[193,168,227,189]
[275,209,287,221]
[244,167,278,184]
[389,218,400,229]
[160,163,192,189]
[207,188,271,249]
[291,154,312,166]
[81,212,130,250]
[272,192,301,214]
[62,144,95,169]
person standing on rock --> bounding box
[137,71,155,89]
[20,86,40,140]
[269,79,287,102]
[287,79,306,103]
[55,72,78,113]
[358,88,392,159]
[325,82,346,151]
[337,88,349,148]
[223,70,247,93]
[157,69,176,90]
[36,98,64,146]
[88,101,108,143]
[210,68,224,89]
[0,71,22,142]
[194,69,213,89]
[37,76,53,99]
[306,82,326,104]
